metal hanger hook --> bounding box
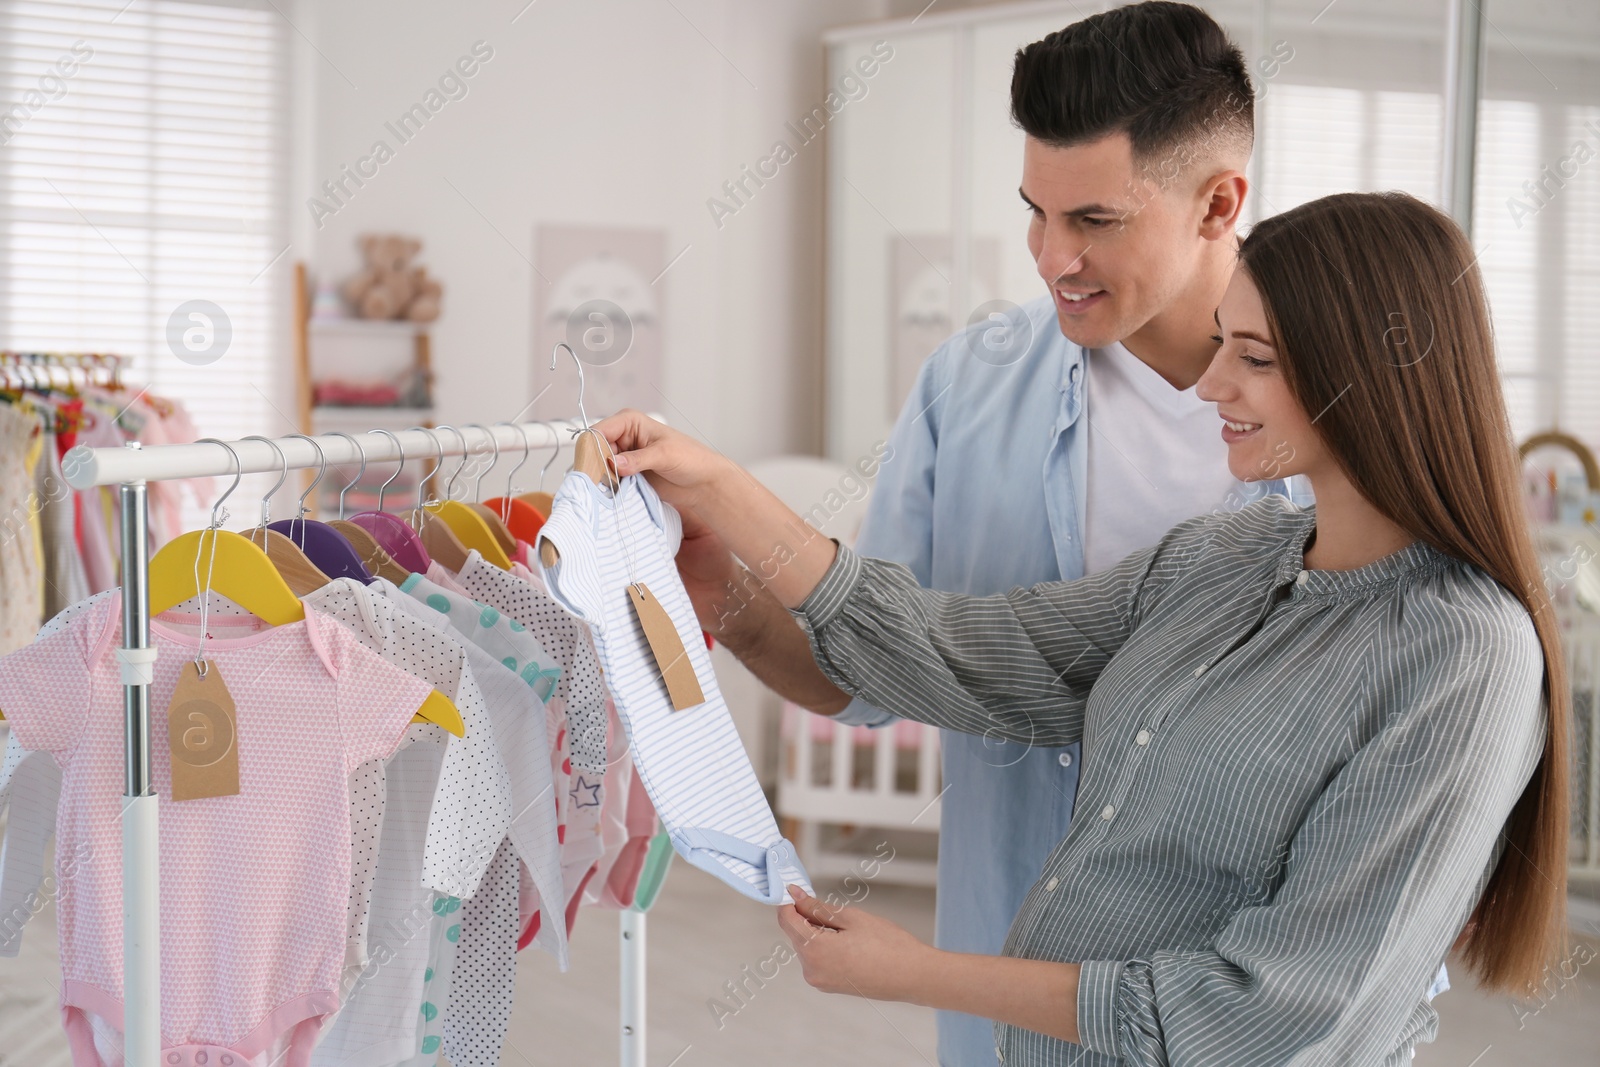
[325,431,366,520]
[536,420,561,490]
[196,438,242,530]
[435,424,470,501]
[498,421,531,516]
[410,426,445,511]
[465,423,498,503]
[367,428,404,513]
[285,434,326,534]
[241,435,289,527]
[550,342,590,428]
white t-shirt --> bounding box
[1083,341,1238,575]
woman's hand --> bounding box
[777,886,940,1003]
[593,409,736,514]
[592,409,839,609]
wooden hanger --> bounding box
[330,519,411,584]
[516,489,555,518]
[426,500,512,569]
[538,426,615,568]
[244,527,331,597]
[415,508,471,571]
[468,502,517,556]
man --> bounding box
[677,5,1430,1063]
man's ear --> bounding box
[1199,169,1248,241]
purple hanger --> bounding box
[269,518,375,584]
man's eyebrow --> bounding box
[1018,187,1122,217]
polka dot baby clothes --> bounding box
[441,560,609,936]
[387,578,568,1065]
[453,550,608,775]
[383,577,567,968]
[535,472,811,905]
[0,594,432,1067]
[297,577,507,1067]
[303,578,512,903]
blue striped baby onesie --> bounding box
[536,471,811,905]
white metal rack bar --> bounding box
[62,419,655,1067]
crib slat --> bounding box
[917,723,941,803]
[831,716,852,791]
[875,723,896,796]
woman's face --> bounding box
[1196,271,1326,483]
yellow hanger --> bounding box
[426,426,512,569]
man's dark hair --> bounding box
[1011,2,1253,171]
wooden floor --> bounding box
[2,850,1595,1066]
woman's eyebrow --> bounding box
[1231,329,1275,346]
[1212,311,1275,347]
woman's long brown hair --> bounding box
[1238,191,1569,994]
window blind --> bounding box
[0,0,287,486]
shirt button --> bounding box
[1057,752,1073,767]
[1100,804,1115,821]
[1045,876,1059,891]
[1135,729,1151,746]
[1296,570,1309,586]
[1193,664,1206,677]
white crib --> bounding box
[1566,617,1600,884]
[776,704,942,885]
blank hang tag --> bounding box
[628,582,705,711]
[167,660,241,801]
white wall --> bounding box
[292,0,888,462]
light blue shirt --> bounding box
[836,294,1308,1066]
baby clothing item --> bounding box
[454,550,609,775]
[536,471,811,905]
[295,577,506,1067]
[389,575,571,1061]
[585,698,660,910]
[304,579,511,903]
[0,593,433,1067]
[0,589,118,957]
[386,575,568,965]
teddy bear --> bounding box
[342,234,443,322]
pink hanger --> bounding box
[349,428,432,573]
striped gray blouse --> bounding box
[795,498,1545,1066]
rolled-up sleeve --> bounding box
[794,542,1155,746]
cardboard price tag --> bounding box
[167,661,241,801]
[627,583,705,711]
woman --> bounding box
[594,191,1570,1065]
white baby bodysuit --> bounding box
[536,472,811,904]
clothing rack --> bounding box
[61,419,658,1067]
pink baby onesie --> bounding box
[0,594,432,1067]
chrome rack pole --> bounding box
[621,909,646,1067]
[117,449,161,1067]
